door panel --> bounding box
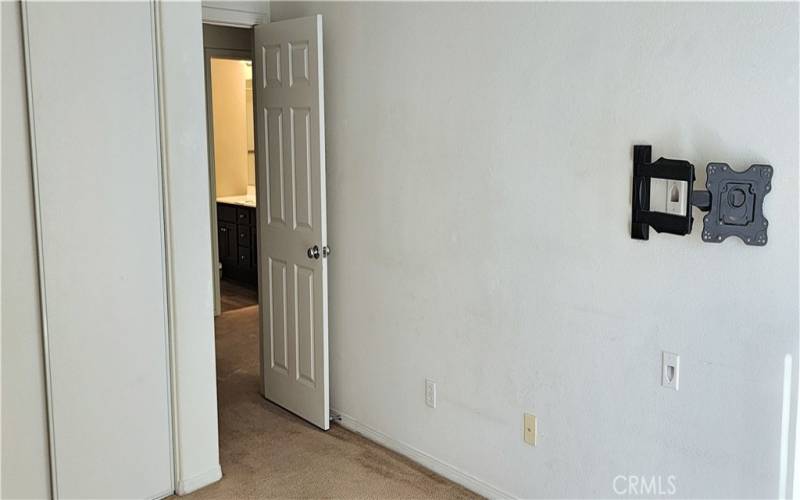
[255,15,329,430]
[291,107,313,230]
[268,257,289,374]
[265,107,286,225]
[295,264,316,387]
[22,2,173,497]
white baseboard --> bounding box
[331,409,515,499]
[175,464,222,496]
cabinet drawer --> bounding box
[218,203,237,223]
[237,246,252,269]
[236,207,252,225]
[237,225,251,247]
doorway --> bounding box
[203,24,257,317]
[208,56,258,311]
[203,18,331,433]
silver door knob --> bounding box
[307,245,320,259]
[322,245,330,257]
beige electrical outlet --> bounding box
[524,413,537,446]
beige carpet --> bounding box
[180,304,479,499]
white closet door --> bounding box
[23,2,173,498]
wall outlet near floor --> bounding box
[425,379,437,408]
[662,351,680,390]
[524,413,537,446]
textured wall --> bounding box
[271,2,799,497]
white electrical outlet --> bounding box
[524,413,537,446]
[425,379,437,408]
[662,351,680,390]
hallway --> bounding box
[181,302,478,499]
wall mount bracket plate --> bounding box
[631,145,772,246]
[700,163,772,246]
[631,145,696,240]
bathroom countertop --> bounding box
[217,195,257,208]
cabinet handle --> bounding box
[220,227,227,232]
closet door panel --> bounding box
[23,2,173,498]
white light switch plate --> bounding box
[425,379,437,408]
[524,413,537,446]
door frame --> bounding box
[164,10,266,496]
[203,45,254,316]
[202,5,267,28]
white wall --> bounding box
[1,2,51,497]
[271,2,800,498]
[158,2,222,493]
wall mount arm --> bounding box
[630,145,772,246]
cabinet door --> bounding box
[218,222,236,262]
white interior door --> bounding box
[254,16,330,430]
[22,2,173,497]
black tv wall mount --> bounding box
[631,145,772,246]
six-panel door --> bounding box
[255,15,329,430]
